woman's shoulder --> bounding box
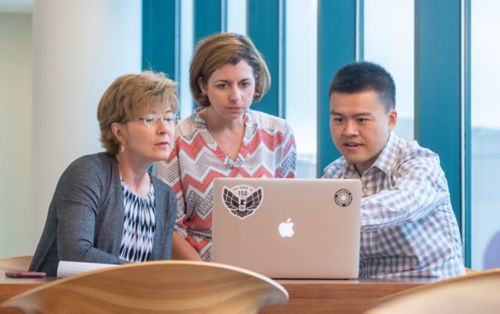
[175,114,200,138]
[61,152,114,182]
[53,152,116,200]
[67,152,113,171]
[248,110,291,132]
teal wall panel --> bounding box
[194,0,226,42]
[142,0,179,80]
[462,0,471,267]
[415,0,462,226]
[248,0,284,117]
[317,0,357,176]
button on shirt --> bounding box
[323,133,465,279]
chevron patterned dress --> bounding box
[154,109,297,261]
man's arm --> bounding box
[361,154,450,230]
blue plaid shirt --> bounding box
[324,133,465,279]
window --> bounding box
[364,0,414,140]
[179,0,194,118]
[470,0,500,270]
[285,0,318,178]
[227,0,247,35]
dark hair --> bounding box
[329,61,395,111]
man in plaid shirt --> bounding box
[324,62,465,278]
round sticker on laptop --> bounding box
[334,189,353,207]
[222,185,264,219]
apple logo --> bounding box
[279,218,295,238]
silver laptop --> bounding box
[212,178,361,279]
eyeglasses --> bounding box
[137,113,179,127]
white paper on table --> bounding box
[57,261,116,278]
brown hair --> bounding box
[97,71,178,155]
[189,32,271,107]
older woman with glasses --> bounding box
[30,72,178,276]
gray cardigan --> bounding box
[29,152,176,276]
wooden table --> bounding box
[264,278,430,313]
[0,258,53,314]
[0,262,431,313]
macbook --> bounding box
[212,178,361,279]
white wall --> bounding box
[32,0,142,246]
[0,13,33,258]
[0,1,142,258]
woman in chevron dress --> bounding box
[154,32,297,261]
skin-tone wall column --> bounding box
[0,13,32,258]
[32,0,141,246]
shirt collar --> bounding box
[369,132,399,175]
[191,107,255,147]
[192,106,252,128]
[344,132,399,176]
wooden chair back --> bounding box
[1,260,288,313]
[365,268,500,314]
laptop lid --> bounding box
[212,178,361,279]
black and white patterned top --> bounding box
[119,178,156,262]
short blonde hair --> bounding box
[190,32,271,107]
[97,71,178,155]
